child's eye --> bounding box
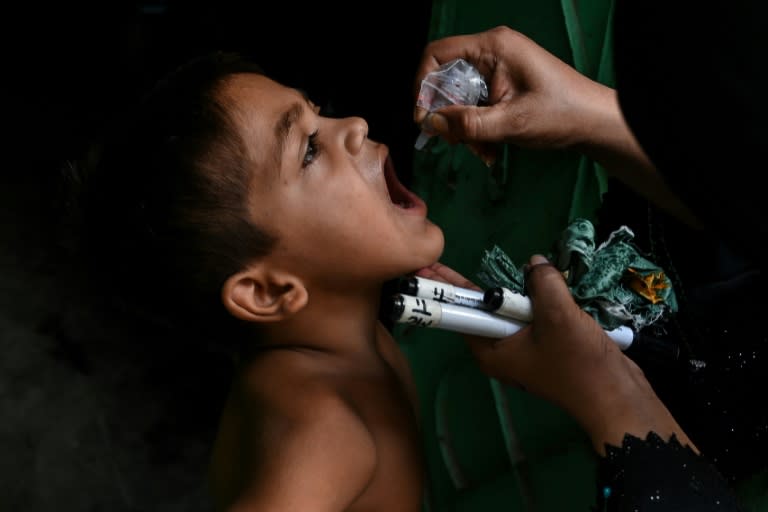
[302,130,321,168]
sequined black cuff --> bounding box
[594,432,744,511]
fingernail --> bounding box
[413,106,427,124]
[530,254,549,265]
[422,112,448,135]
[479,148,497,168]
[467,145,493,167]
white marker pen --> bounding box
[482,286,534,322]
[387,294,680,361]
[398,275,487,310]
[389,293,526,338]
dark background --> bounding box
[1,2,433,510]
[4,1,432,185]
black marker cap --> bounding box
[483,287,504,310]
[397,277,418,296]
[387,294,406,321]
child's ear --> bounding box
[221,265,308,323]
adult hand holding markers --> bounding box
[416,255,695,455]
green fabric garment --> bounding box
[477,218,678,331]
[398,2,619,512]
[403,3,768,512]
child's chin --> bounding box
[428,233,446,261]
[415,249,445,273]
[399,232,445,273]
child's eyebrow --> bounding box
[274,91,314,167]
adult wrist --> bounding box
[571,83,628,157]
[575,358,695,456]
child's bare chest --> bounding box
[211,340,426,511]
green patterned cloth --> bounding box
[477,218,678,331]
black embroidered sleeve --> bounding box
[593,432,744,511]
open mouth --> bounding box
[383,155,425,212]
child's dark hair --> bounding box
[70,51,277,347]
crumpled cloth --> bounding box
[477,218,677,331]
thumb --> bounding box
[413,105,429,125]
[524,254,578,318]
[422,103,517,144]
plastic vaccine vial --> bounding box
[415,58,488,149]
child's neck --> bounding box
[258,284,387,359]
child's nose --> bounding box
[342,117,368,155]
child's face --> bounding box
[224,73,444,288]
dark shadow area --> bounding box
[596,179,768,486]
[1,2,432,510]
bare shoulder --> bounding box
[225,351,377,511]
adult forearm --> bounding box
[574,85,701,229]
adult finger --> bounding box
[416,262,481,290]
[467,141,501,168]
[414,105,429,125]
[422,103,521,145]
[463,328,533,384]
[523,255,578,320]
